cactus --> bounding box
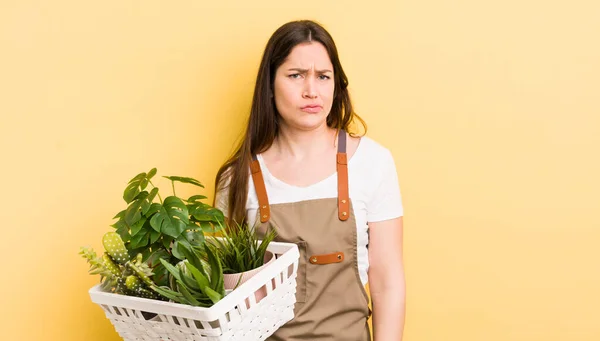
[102,232,155,287]
[102,232,130,265]
[82,232,224,306]
[81,232,166,301]
[102,253,122,277]
[125,275,160,300]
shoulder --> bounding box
[354,135,395,166]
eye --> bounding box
[288,74,302,79]
[318,75,331,80]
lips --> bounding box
[301,105,322,113]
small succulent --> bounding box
[154,244,225,307]
[206,221,277,274]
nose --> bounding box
[302,77,318,99]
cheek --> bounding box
[274,81,297,110]
[322,84,335,104]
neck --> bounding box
[273,124,337,160]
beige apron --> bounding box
[251,130,372,340]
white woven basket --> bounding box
[89,241,299,341]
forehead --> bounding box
[281,42,333,69]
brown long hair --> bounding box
[214,19,367,224]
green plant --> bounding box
[207,221,277,274]
[110,168,225,286]
[80,232,163,300]
[154,243,225,307]
[81,232,225,307]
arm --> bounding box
[368,216,405,341]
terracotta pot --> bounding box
[223,250,275,304]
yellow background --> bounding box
[1,1,599,340]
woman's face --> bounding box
[273,42,335,132]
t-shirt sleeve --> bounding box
[367,149,404,222]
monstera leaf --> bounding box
[150,196,190,238]
[163,176,204,188]
[123,168,157,203]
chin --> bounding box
[290,115,328,131]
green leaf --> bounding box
[183,229,205,246]
[113,210,126,220]
[180,244,204,276]
[115,225,131,242]
[128,172,147,184]
[205,246,224,292]
[130,217,147,236]
[171,241,186,260]
[187,195,207,203]
[150,230,161,244]
[140,178,148,190]
[198,221,220,233]
[179,271,201,292]
[162,236,174,250]
[142,188,160,215]
[152,285,185,303]
[129,231,149,249]
[177,280,200,306]
[147,168,157,179]
[204,286,223,304]
[124,183,141,204]
[123,172,146,203]
[163,176,204,188]
[176,235,192,250]
[145,203,162,227]
[152,264,169,286]
[124,198,145,226]
[111,219,126,230]
[148,250,170,268]
[190,204,225,223]
[141,249,152,262]
[133,190,150,201]
[185,262,210,292]
[159,258,183,283]
[149,196,189,238]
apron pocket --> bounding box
[295,241,308,303]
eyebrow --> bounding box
[287,68,333,73]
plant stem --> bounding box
[171,180,176,197]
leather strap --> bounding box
[309,251,345,265]
[250,156,271,223]
[250,129,350,223]
[337,130,350,221]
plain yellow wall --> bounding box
[1,1,599,340]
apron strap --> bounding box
[337,129,350,221]
[250,129,350,223]
[250,154,271,223]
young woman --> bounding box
[214,20,405,341]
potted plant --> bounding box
[206,221,277,302]
[80,168,227,306]
[80,168,301,341]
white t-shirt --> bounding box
[215,136,403,285]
